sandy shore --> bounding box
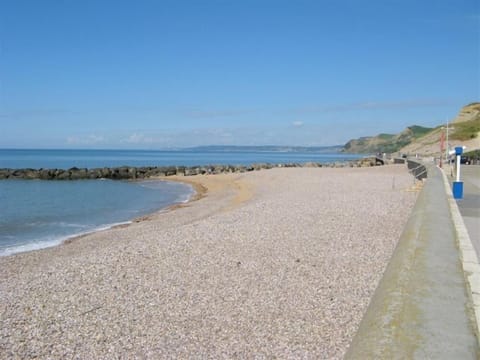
[0,165,418,359]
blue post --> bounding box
[453,146,463,199]
[453,182,463,199]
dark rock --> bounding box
[56,170,70,180]
[70,168,88,180]
[115,167,131,179]
[163,166,176,176]
[0,159,365,181]
[175,166,186,176]
[88,168,102,179]
[0,169,13,179]
[22,169,39,179]
[38,169,52,180]
[185,167,200,176]
[304,162,321,168]
[213,165,226,174]
[99,168,112,178]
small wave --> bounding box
[137,180,167,189]
[56,222,90,229]
[93,221,132,232]
[0,221,132,257]
[138,179,195,203]
[175,187,195,203]
[0,238,63,257]
[24,221,89,229]
[56,221,132,241]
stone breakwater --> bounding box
[0,157,382,180]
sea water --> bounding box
[0,149,362,256]
[0,179,193,256]
[0,149,363,169]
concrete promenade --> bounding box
[447,165,480,260]
[346,163,479,358]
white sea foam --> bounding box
[138,179,195,203]
[0,221,132,257]
[0,238,64,257]
[176,185,196,203]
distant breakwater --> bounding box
[0,157,384,180]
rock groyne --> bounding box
[0,157,383,180]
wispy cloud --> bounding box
[61,120,391,149]
[64,127,304,148]
[122,133,154,144]
[292,120,304,128]
[66,134,107,145]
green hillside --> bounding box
[450,119,480,141]
[342,126,434,154]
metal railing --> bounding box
[407,160,428,181]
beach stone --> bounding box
[70,168,88,180]
[127,167,137,179]
[164,167,177,176]
[144,167,162,177]
[10,170,22,179]
[87,168,101,179]
[116,167,131,179]
[213,165,225,174]
[94,168,111,179]
[135,167,148,178]
[252,163,267,170]
[56,170,70,180]
[175,166,186,176]
[38,169,53,180]
[235,165,247,173]
[185,167,199,176]
[0,169,10,179]
[14,169,37,179]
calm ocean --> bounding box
[0,148,362,169]
[0,149,361,256]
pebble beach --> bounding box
[0,165,418,359]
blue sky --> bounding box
[0,0,478,149]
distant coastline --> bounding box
[180,145,345,153]
[0,148,365,174]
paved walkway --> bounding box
[346,164,479,359]
[447,165,480,259]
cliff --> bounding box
[343,126,433,154]
[342,102,480,156]
[399,102,480,156]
